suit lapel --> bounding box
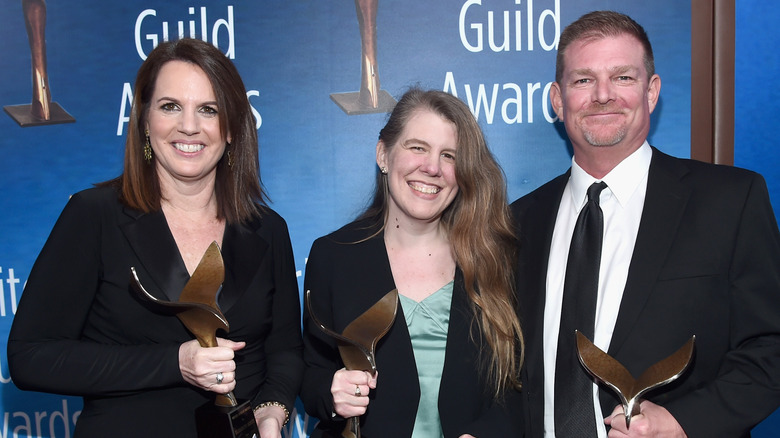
[340,227,397,326]
[120,207,190,302]
[220,217,268,314]
[513,173,568,438]
[517,174,568,386]
[608,148,691,354]
[120,206,270,314]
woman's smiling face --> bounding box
[146,60,229,186]
[377,109,459,225]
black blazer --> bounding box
[301,219,523,437]
[511,147,780,437]
[8,186,303,437]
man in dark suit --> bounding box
[511,10,780,437]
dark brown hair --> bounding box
[101,38,266,224]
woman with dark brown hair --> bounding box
[8,38,302,438]
[302,88,524,437]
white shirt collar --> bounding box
[569,141,652,211]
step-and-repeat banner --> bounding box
[0,1,775,436]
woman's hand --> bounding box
[331,368,377,418]
[254,404,286,438]
[178,337,245,393]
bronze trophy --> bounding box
[130,242,259,438]
[305,289,399,438]
[576,331,695,428]
[4,0,75,126]
[330,0,396,115]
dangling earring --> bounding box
[226,143,234,168]
[380,166,388,174]
[143,129,152,163]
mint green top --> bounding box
[399,281,453,438]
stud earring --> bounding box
[143,129,152,163]
[380,166,388,174]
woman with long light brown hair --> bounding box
[302,87,523,437]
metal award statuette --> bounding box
[305,289,399,438]
[329,0,396,115]
[130,241,260,438]
[576,331,695,428]
[4,0,75,126]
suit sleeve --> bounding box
[253,213,304,412]
[7,192,182,397]
[665,173,780,436]
[299,237,345,426]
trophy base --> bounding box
[330,90,396,115]
[195,399,259,438]
[4,102,75,127]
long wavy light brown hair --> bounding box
[360,88,524,396]
[100,38,266,225]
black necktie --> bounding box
[554,181,607,436]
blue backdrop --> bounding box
[0,1,775,436]
[734,2,780,436]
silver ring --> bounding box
[354,385,361,396]
[216,372,224,385]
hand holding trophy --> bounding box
[306,289,398,438]
[130,241,260,438]
[576,331,695,428]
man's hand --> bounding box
[605,400,687,438]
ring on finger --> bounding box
[354,385,361,396]
[216,372,224,385]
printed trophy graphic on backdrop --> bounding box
[306,289,398,438]
[130,242,259,438]
[576,331,695,428]
[330,0,396,115]
[4,0,75,127]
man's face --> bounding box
[550,34,660,159]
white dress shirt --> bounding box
[543,142,652,437]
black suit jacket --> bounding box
[301,219,523,437]
[8,186,303,437]
[511,147,780,437]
